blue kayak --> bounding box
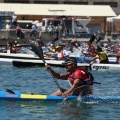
[81,95,120,103]
[0,90,77,102]
[1,90,120,103]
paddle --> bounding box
[30,42,69,104]
[82,44,97,71]
[6,89,15,94]
[82,50,93,70]
[89,63,92,70]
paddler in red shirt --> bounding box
[45,57,94,97]
[116,50,120,64]
[82,46,96,57]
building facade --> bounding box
[1,0,120,15]
[0,0,119,33]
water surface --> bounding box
[0,65,120,120]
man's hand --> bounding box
[45,64,51,70]
[62,91,69,98]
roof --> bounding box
[0,3,116,17]
[107,14,120,22]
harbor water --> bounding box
[0,65,120,120]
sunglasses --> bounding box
[65,63,74,66]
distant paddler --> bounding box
[90,46,109,64]
[82,45,96,57]
[116,50,120,64]
[3,42,19,53]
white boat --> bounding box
[0,53,37,65]
[12,59,65,67]
[0,46,118,70]
[0,52,117,66]
[78,63,120,71]
[12,59,120,71]
[0,47,54,65]
[86,63,120,71]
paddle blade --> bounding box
[30,42,45,63]
[6,89,15,94]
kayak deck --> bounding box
[0,91,77,102]
[1,90,120,103]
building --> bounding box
[1,0,120,15]
[0,0,118,33]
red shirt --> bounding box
[68,68,94,92]
[68,69,88,84]
[68,68,91,92]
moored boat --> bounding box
[12,59,120,71]
[0,45,117,66]
[0,47,54,65]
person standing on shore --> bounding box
[16,24,22,39]
[5,22,11,31]
[48,23,54,36]
[12,14,17,29]
[30,23,38,40]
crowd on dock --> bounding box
[34,35,120,64]
[2,31,120,64]
[1,13,120,65]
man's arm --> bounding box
[91,56,97,61]
[64,78,81,95]
[46,64,68,80]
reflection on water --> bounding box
[59,100,93,120]
[0,101,59,120]
[0,100,94,120]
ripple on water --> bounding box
[0,66,120,120]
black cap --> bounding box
[63,57,77,65]
[96,46,102,52]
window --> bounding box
[47,20,61,26]
[74,21,83,28]
[34,1,57,4]
[4,0,29,3]
[64,2,88,5]
[93,2,118,7]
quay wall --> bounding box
[0,29,119,46]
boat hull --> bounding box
[12,60,120,71]
[0,90,77,102]
[0,52,53,66]
[0,53,117,66]
[88,63,120,71]
[1,90,120,103]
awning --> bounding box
[0,3,116,17]
[107,14,120,22]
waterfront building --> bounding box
[0,0,119,33]
[1,0,119,15]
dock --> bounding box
[0,29,119,46]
